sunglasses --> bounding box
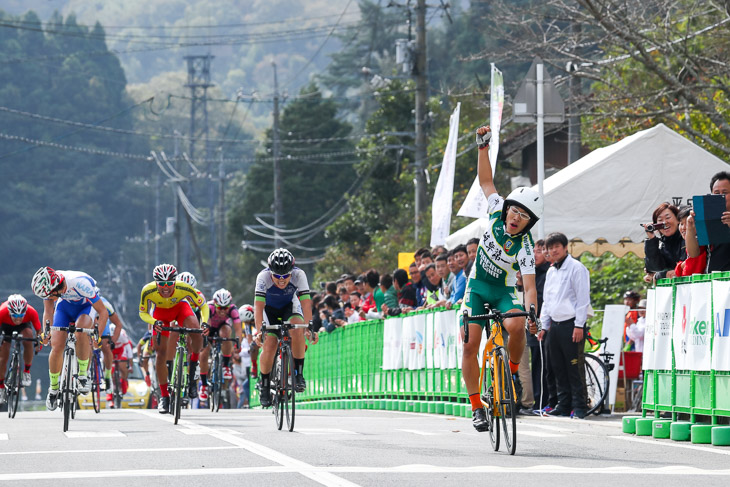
[10,313,25,319]
[215,305,229,310]
[156,280,176,287]
[271,273,291,280]
[508,206,531,221]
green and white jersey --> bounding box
[468,193,535,287]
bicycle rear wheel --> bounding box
[584,353,609,415]
[282,348,295,432]
[272,354,284,430]
[496,348,517,455]
[7,354,20,418]
[113,367,123,409]
[62,352,73,432]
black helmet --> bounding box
[268,248,294,275]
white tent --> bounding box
[446,124,729,256]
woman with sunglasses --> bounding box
[138,263,206,414]
[253,248,318,407]
[197,288,243,401]
[461,126,542,433]
[0,294,41,404]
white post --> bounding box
[536,62,545,239]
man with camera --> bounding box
[643,202,684,283]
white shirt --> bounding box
[540,254,591,329]
[626,316,646,352]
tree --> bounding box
[480,0,730,156]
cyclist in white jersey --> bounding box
[461,126,542,432]
[31,267,109,411]
[253,248,318,407]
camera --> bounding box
[643,222,668,232]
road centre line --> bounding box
[610,435,730,456]
[1,464,730,481]
[0,446,244,456]
[133,409,360,487]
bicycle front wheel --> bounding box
[584,353,609,415]
[282,348,295,432]
[272,354,284,430]
[7,354,20,418]
[495,348,517,455]
[62,352,74,432]
[90,355,101,414]
[173,354,184,424]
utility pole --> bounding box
[272,62,283,249]
[184,54,214,277]
[173,132,182,268]
[413,0,428,243]
[154,172,160,265]
[218,153,225,288]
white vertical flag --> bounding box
[429,102,461,247]
[458,64,504,218]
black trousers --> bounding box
[530,340,557,409]
[547,319,587,412]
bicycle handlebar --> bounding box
[263,322,309,332]
[463,304,540,344]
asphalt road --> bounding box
[1,405,729,486]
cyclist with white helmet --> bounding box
[138,263,206,414]
[197,288,242,401]
[462,126,541,432]
[31,266,109,410]
[0,294,41,403]
[239,304,257,374]
[107,322,134,403]
[254,248,318,407]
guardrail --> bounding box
[623,272,730,445]
[250,308,477,417]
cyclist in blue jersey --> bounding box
[253,248,318,407]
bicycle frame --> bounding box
[208,335,239,412]
[156,324,203,424]
[2,331,40,418]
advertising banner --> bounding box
[382,316,403,370]
[673,283,692,370]
[687,281,713,371]
[712,279,730,371]
[642,288,656,370]
[653,285,674,370]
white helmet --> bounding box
[177,272,197,288]
[502,187,543,234]
[31,266,65,299]
[240,304,254,322]
[213,288,233,307]
[7,294,28,316]
[153,263,177,282]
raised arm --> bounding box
[476,126,497,199]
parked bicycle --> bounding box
[263,319,308,432]
[206,334,239,412]
[584,329,612,415]
[2,331,40,418]
[156,323,203,424]
[46,321,98,432]
[463,304,539,456]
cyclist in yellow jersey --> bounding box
[138,263,205,414]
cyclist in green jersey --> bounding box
[462,126,542,432]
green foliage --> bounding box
[580,252,646,336]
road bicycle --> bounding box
[463,304,539,456]
[206,334,239,412]
[584,329,612,415]
[110,358,129,409]
[86,336,111,414]
[47,321,98,432]
[2,331,40,418]
[263,319,308,432]
[156,323,203,425]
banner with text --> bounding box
[653,285,674,370]
[430,103,461,247]
[712,279,730,371]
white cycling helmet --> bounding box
[267,248,294,275]
[153,263,177,282]
[213,288,233,307]
[177,271,197,288]
[502,187,544,235]
[31,266,65,299]
[7,294,28,316]
[240,304,254,322]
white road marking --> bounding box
[610,435,730,456]
[519,431,566,438]
[1,464,730,480]
[176,428,207,435]
[297,428,359,435]
[133,410,360,487]
[0,434,8,441]
[396,429,439,436]
[0,446,243,456]
[523,423,569,432]
[63,430,125,439]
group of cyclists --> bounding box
[0,246,319,418]
[3,126,544,434]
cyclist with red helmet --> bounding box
[31,266,109,411]
[254,248,318,408]
[0,295,41,404]
[198,288,243,401]
[138,263,206,414]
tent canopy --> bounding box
[447,124,728,256]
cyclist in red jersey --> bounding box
[0,295,41,403]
